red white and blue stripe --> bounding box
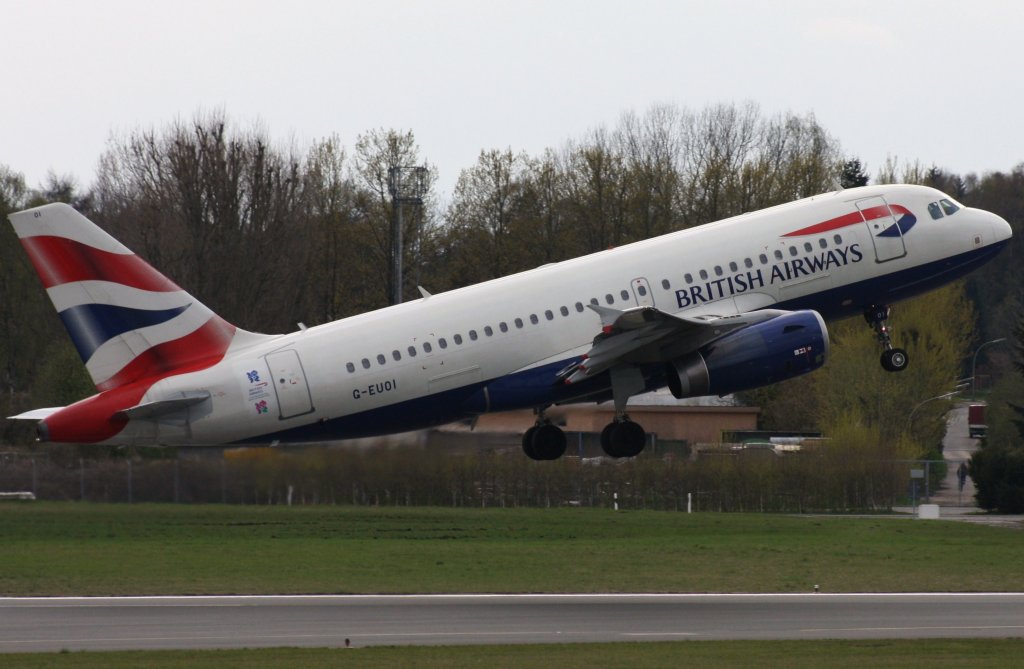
[783,203,917,238]
[11,204,236,392]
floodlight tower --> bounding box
[387,166,428,305]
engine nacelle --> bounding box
[665,310,829,399]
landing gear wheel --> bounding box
[531,423,567,460]
[600,419,646,458]
[864,304,909,373]
[521,426,540,460]
[522,423,566,460]
[881,348,909,372]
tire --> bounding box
[602,420,646,458]
[521,426,540,460]
[600,422,618,457]
[532,423,567,460]
[881,348,909,372]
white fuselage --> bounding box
[120,184,1010,446]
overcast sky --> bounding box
[3,0,1022,201]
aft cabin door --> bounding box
[857,196,907,262]
[265,349,315,419]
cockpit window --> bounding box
[928,202,943,220]
[940,198,960,215]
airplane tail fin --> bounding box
[8,203,272,392]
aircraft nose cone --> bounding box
[992,212,1013,242]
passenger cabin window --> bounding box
[744,258,753,268]
[500,322,509,333]
[818,238,827,249]
[637,285,647,296]
[454,334,463,345]
[469,330,478,341]
[804,242,812,252]
[560,306,569,317]
[620,289,629,301]
[774,250,783,260]
[530,314,539,325]
[714,266,723,276]
[699,269,708,280]
[759,253,768,264]
[684,273,693,284]
[376,354,386,365]
[392,350,401,361]
[575,302,585,312]
[833,234,843,244]
[789,246,798,257]
[515,318,524,328]
[407,346,417,357]
[605,294,614,304]
[346,362,355,373]
[729,261,738,272]
[940,198,960,215]
[423,342,433,353]
[361,358,371,369]
[545,310,555,320]
[661,279,670,289]
[438,338,447,349]
[485,326,494,336]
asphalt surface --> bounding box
[2,593,1024,652]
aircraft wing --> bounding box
[558,305,788,385]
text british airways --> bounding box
[675,243,864,308]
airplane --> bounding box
[6,184,1012,459]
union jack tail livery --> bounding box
[8,203,271,442]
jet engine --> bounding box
[665,310,829,398]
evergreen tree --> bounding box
[840,158,869,188]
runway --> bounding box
[2,593,1023,652]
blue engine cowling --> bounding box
[665,310,829,398]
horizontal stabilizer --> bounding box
[115,390,211,420]
[8,407,64,421]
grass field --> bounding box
[5,640,1024,669]
[0,502,1021,595]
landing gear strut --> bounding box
[864,305,909,372]
[522,412,566,461]
[600,414,646,458]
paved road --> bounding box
[2,594,1023,652]
[932,403,979,508]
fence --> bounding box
[0,444,923,512]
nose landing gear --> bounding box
[864,305,909,372]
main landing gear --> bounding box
[864,305,909,372]
[521,410,648,461]
[522,416,567,461]
[600,415,646,458]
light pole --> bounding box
[387,166,428,306]
[907,391,960,433]
[971,338,1007,394]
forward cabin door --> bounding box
[857,196,907,262]
[265,349,315,419]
